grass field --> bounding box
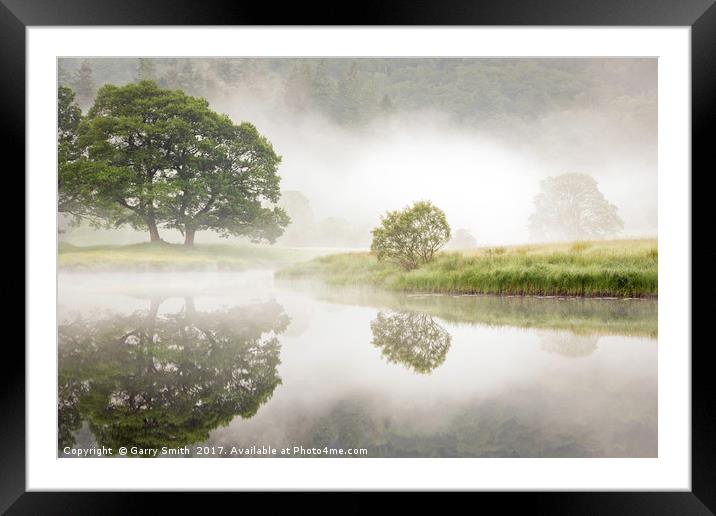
[58,241,328,271]
[276,239,658,298]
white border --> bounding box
[27,27,690,491]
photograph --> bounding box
[56,56,659,459]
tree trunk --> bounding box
[148,219,161,242]
[184,227,196,246]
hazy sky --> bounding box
[208,59,657,245]
[62,57,657,246]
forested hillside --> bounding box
[58,58,656,129]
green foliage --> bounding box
[529,173,624,241]
[61,81,288,244]
[278,239,658,298]
[58,86,84,216]
[371,310,451,374]
[58,299,289,452]
[58,57,656,129]
[371,201,451,271]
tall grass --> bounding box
[277,239,658,298]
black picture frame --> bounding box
[4,0,710,512]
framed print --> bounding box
[6,0,712,512]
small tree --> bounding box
[371,201,451,270]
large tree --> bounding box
[163,120,289,246]
[528,173,624,241]
[61,81,288,244]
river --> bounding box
[58,270,657,458]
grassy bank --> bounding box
[276,239,658,298]
[58,241,329,271]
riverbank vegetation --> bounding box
[276,239,658,298]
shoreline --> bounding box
[276,239,658,300]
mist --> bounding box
[56,58,659,460]
[59,57,657,247]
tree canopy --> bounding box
[58,86,84,217]
[59,81,288,245]
[370,310,452,374]
[528,173,623,241]
[371,201,451,270]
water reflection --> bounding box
[58,272,657,458]
[540,332,599,358]
[370,310,451,374]
[295,396,608,457]
[289,282,658,338]
[58,298,289,454]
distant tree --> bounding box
[136,58,157,82]
[57,86,83,218]
[284,62,312,112]
[336,61,371,125]
[72,59,95,110]
[314,217,370,248]
[448,228,478,250]
[214,58,242,85]
[277,191,317,246]
[528,173,624,241]
[158,58,180,89]
[65,81,289,245]
[309,60,336,112]
[57,61,73,88]
[177,60,202,96]
[370,310,452,374]
[379,94,394,114]
[371,201,451,270]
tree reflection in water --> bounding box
[58,298,289,453]
[540,332,599,358]
[370,310,452,374]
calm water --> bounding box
[58,271,657,458]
